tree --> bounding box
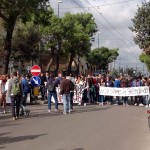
[139,52,150,71]
[130,2,150,71]
[130,2,150,53]
[0,0,51,74]
[87,47,119,71]
[39,15,64,72]
[11,25,41,66]
[62,13,97,74]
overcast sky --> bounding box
[49,0,149,73]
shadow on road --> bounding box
[0,105,111,121]
[0,133,47,145]
[57,148,84,150]
[0,146,5,149]
[27,106,111,119]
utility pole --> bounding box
[58,1,62,18]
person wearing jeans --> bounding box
[60,76,74,114]
[11,95,20,118]
[7,72,21,120]
[47,92,58,112]
[47,74,59,112]
[62,93,71,114]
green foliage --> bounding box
[0,0,51,73]
[12,24,41,62]
[130,2,150,49]
[139,53,150,71]
[87,47,119,70]
[62,12,97,57]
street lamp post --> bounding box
[58,0,62,18]
[98,32,101,48]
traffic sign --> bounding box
[31,76,41,87]
[31,65,41,76]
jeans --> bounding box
[62,93,71,113]
[47,92,58,110]
[10,95,21,117]
[70,92,74,110]
[40,85,46,100]
[145,95,150,105]
[87,89,94,103]
[20,94,28,115]
[122,96,128,104]
[99,95,104,103]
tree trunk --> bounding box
[2,29,14,74]
[1,14,17,74]
[67,53,74,75]
[55,42,61,74]
[46,57,53,71]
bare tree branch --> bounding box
[0,11,8,22]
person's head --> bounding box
[58,72,62,78]
[12,72,17,77]
[25,74,30,80]
[46,71,49,77]
[41,72,44,76]
[50,73,54,78]
[6,74,10,80]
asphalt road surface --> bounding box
[0,104,150,150]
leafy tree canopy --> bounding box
[87,47,119,70]
[130,2,150,51]
[0,0,52,73]
[139,52,150,71]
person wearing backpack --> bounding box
[20,74,31,116]
[7,72,22,120]
[46,74,59,113]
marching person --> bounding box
[20,74,31,116]
[60,76,74,114]
[47,73,59,112]
[0,75,7,113]
[39,72,47,100]
[7,72,22,120]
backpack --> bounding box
[12,81,21,95]
[48,80,55,92]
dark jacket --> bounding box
[40,75,46,86]
[46,77,58,92]
[60,78,74,94]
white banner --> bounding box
[51,86,83,103]
[99,86,149,96]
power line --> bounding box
[50,0,139,10]
[86,0,134,48]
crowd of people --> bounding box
[0,71,150,120]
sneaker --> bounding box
[26,110,30,116]
[68,111,71,114]
[13,117,16,120]
[145,105,148,108]
[63,112,67,115]
[84,103,87,106]
[55,109,59,112]
[113,103,118,106]
[139,103,144,107]
[48,109,51,113]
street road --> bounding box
[0,104,150,150]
